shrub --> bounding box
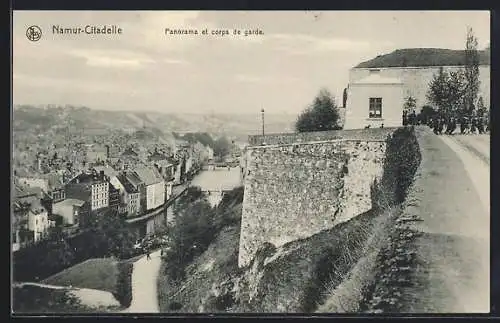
[373,126,421,209]
[113,261,134,308]
[169,301,183,311]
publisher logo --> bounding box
[26,25,42,42]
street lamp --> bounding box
[261,108,265,136]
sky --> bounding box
[13,11,490,115]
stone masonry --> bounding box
[238,138,387,268]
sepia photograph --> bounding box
[11,10,490,314]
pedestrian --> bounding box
[432,117,439,135]
[146,250,151,260]
[470,118,478,135]
[460,117,467,134]
[446,117,456,135]
[478,118,485,134]
[437,118,445,135]
[160,248,164,257]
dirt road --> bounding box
[122,250,162,313]
[401,128,490,313]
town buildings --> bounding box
[52,198,85,227]
[12,126,213,252]
[133,167,165,212]
[344,48,491,129]
[111,173,141,217]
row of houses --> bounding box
[12,165,170,252]
[13,137,215,252]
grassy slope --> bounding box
[158,224,241,313]
[315,207,399,313]
[43,258,119,293]
[237,210,379,313]
[40,256,140,309]
[13,285,97,314]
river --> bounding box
[190,167,242,206]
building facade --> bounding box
[344,72,404,129]
[112,174,141,217]
[28,201,49,242]
[344,48,491,129]
[133,167,165,211]
[52,198,85,226]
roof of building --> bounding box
[43,172,64,189]
[133,166,163,186]
[352,74,404,85]
[29,199,47,215]
[93,166,119,178]
[54,198,86,208]
[355,48,491,68]
[155,159,175,168]
[68,172,106,185]
[122,148,138,156]
[149,151,168,162]
[120,173,140,193]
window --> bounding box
[369,98,382,118]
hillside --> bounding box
[12,105,296,141]
[355,48,491,68]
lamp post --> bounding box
[261,108,265,136]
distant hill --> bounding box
[12,105,296,143]
[355,48,491,68]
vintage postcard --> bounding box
[11,10,491,315]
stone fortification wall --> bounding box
[238,138,388,268]
[248,128,396,146]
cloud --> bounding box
[13,73,122,93]
[68,48,156,69]
[266,34,393,55]
[234,73,300,84]
[163,58,190,65]
[130,11,216,53]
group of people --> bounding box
[402,110,419,126]
[429,115,489,135]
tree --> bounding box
[342,88,348,108]
[427,67,449,115]
[403,96,417,113]
[213,136,231,159]
[464,27,481,117]
[427,67,466,119]
[417,105,437,125]
[295,88,341,132]
[476,96,488,118]
[447,70,467,117]
[165,199,216,281]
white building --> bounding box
[344,48,491,129]
[344,72,404,129]
[28,201,49,242]
[90,181,109,211]
[52,198,85,226]
[134,167,165,211]
[118,173,142,217]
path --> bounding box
[122,250,162,313]
[14,282,121,308]
[401,128,490,313]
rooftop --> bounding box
[124,172,143,188]
[133,166,163,186]
[93,166,119,178]
[116,174,139,193]
[54,198,86,208]
[355,48,491,68]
